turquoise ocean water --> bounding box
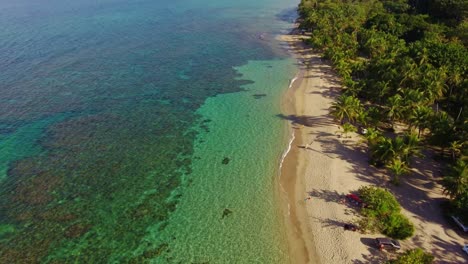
[0,0,298,262]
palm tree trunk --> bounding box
[456,107,463,122]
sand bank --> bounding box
[277,29,466,263]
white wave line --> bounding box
[279,130,295,177]
[278,76,299,217]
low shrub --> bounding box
[358,186,414,239]
[359,186,400,216]
[387,248,434,264]
[382,213,415,239]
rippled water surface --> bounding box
[0,0,298,262]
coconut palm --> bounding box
[371,136,394,165]
[449,140,464,161]
[408,105,432,137]
[429,111,455,154]
[366,106,383,128]
[401,89,426,111]
[398,57,418,87]
[363,127,382,146]
[442,159,468,200]
[423,66,448,104]
[356,108,370,127]
[401,133,422,164]
[385,94,404,128]
[374,81,392,103]
[341,123,357,138]
[387,158,410,184]
[371,134,421,168]
[448,69,463,97]
[392,136,406,159]
[330,94,362,124]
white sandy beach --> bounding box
[278,30,466,264]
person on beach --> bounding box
[304,140,313,150]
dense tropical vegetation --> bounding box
[357,186,414,239]
[298,0,467,221]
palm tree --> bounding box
[330,95,349,123]
[356,108,370,127]
[429,111,455,155]
[335,57,352,78]
[447,68,463,97]
[415,46,429,66]
[366,106,383,128]
[363,127,382,146]
[341,123,357,138]
[371,136,394,165]
[385,94,404,128]
[409,105,432,137]
[391,136,406,160]
[423,66,448,104]
[401,89,425,109]
[398,57,417,87]
[401,133,422,164]
[375,81,392,104]
[330,94,362,124]
[387,158,410,185]
[449,140,464,161]
[364,30,388,59]
[371,134,421,168]
[442,159,468,200]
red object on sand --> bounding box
[346,193,362,203]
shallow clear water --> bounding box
[0,0,298,262]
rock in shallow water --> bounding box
[221,208,232,219]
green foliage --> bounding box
[409,105,432,137]
[388,248,434,264]
[330,94,363,124]
[299,0,467,219]
[382,213,415,239]
[370,136,394,165]
[299,0,467,139]
[387,158,410,185]
[363,127,383,145]
[442,159,468,200]
[359,186,401,215]
[370,133,421,170]
[341,123,357,138]
[358,186,415,239]
[428,111,455,147]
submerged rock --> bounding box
[222,208,232,219]
[221,157,230,165]
[253,93,267,99]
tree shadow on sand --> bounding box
[316,133,466,262]
[307,189,342,204]
[308,86,341,99]
[428,233,468,262]
[307,189,360,217]
[276,114,334,127]
[307,130,387,187]
[310,217,348,230]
